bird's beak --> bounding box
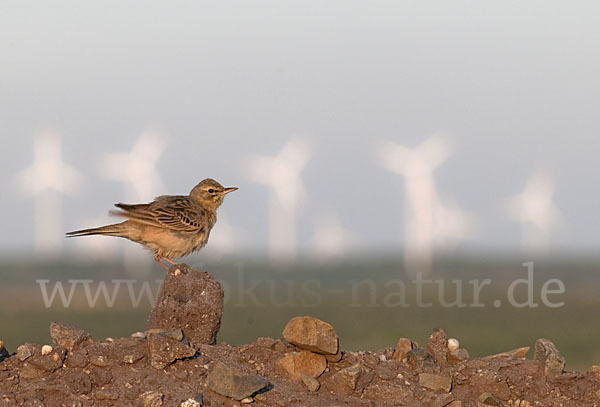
[222,187,238,195]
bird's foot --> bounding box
[154,255,170,271]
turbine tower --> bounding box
[14,131,83,257]
[244,138,312,266]
[377,134,463,275]
[506,171,561,255]
[100,130,165,273]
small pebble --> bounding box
[378,354,387,362]
[131,332,146,339]
[41,345,53,355]
[241,397,254,404]
[447,338,460,352]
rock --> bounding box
[326,363,373,394]
[325,350,343,363]
[423,393,455,407]
[63,371,92,395]
[425,328,448,366]
[447,338,460,352]
[392,338,414,362]
[375,362,399,380]
[0,341,10,362]
[65,351,88,368]
[27,347,66,372]
[206,362,269,401]
[255,337,276,349]
[49,322,90,351]
[16,343,40,361]
[147,264,224,346]
[407,348,435,369]
[447,401,462,407]
[87,366,113,387]
[477,392,503,406]
[40,345,53,356]
[147,332,196,369]
[448,348,470,364]
[486,347,530,360]
[146,328,185,342]
[282,316,339,355]
[131,331,146,339]
[141,391,164,407]
[241,397,254,404]
[180,399,201,407]
[277,351,327,381]
[590,365,600,382]
[418,373,452,392]
[301,374,320,392]
[534,338,565,377]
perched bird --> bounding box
[66,178,237,269]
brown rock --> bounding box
[325,363,373,394]
[16,343,40,362]
[477,392,503,406]
[448,348,470,364]
[147,332,196,369]
[282,316,338,355]
[486,347,530,360]
[534,338,565,377]
[392,338,414,362]
[49,322,90,351]
[141,390,164,407]
[277,351,327,381]
[425,328,448,366]
[87,366,113,387]
[418,373,452,392]
[63,371,92,395]
[0,341,9,363]
[590,365,600,382]
[65,351,89,368]
[325,350,343,363]
[206,362,270,401]
[27,347,66,372]
[147,264,224,346]
[301,374,320,392]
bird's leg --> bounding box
[154,255,170,271]
[160,256,177,265]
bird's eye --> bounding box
[208,188,215,193]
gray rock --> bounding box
[418,373,452,392]
[407,348,435,369]
[49,322,90,351]
[534,338,565,377]
[16,343,40,361]
[206,362,270,401]
[147,332,196,369]
[282,316,339,355]
[448,348,470,364]
[477,392,503,406]
[147,264,224,346]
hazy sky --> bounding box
[1,1,599,256]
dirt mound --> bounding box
[1,263,599,407]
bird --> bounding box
[66,178,238,270]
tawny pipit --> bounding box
[66,178,237,269]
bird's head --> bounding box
[190,178,238,210]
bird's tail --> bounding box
[66,222,127,238]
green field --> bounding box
[1,254,598,371]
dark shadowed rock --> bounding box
[147,264,224,346]
[50,322,90,351]
[408,348,435,369]
[0,341,10,363]
[534,338,565,378]
[206,362,269,400]
[448,348,470,364]
[282,316,339,355]
[147,332,196,369]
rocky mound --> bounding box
[1,263,599,407]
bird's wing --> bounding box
[112,196,206,232]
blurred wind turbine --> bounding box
[505,171,561,254]
[202,215,248,260]
[243,138,312,266]
[377,134,459,275]
[311,212,357,262]
[14,131,83,256]
[100,130,165,274]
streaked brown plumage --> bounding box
[66,178,237,269]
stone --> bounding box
[147,332,196,369]
[141,391,164,407]
[255,337,276,349]
[40,345,53,356]
[147,264,224,346]
[180,399,201,407]
[423,393,455,407]
[418,373,452,392]
[146,328,185,342]
[447,338,460,352]
[240,397,254,404]
[590,365,600,382]
[392,338,414,362]
[27,347,66,372]
[87,366,113,387]
[277,351,327,381]
[486,347,530,360]
[477,392,503,406]
[408,348,435,369]
[66,351,88,368]
[64,371,93,395]
[425,328,448,366]
[0,341,9,363]
[282,316,338,355]
[325,350,343,363]
[206,362,270,401]
[326,363,373,394]
[375,362,399,380]
[16,343,40,361]
[448,348,470,364]
[301,374,320,392]
[49,322,90,351]
[534,338,565,377]
[447,401,462,407]
[131,331,146,339]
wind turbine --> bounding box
[311,211,357,262]
[506,171,561,255]
[14,131,83,257]
[243,138,312,266]
[377,134,465,275]
[100,130,165,274]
